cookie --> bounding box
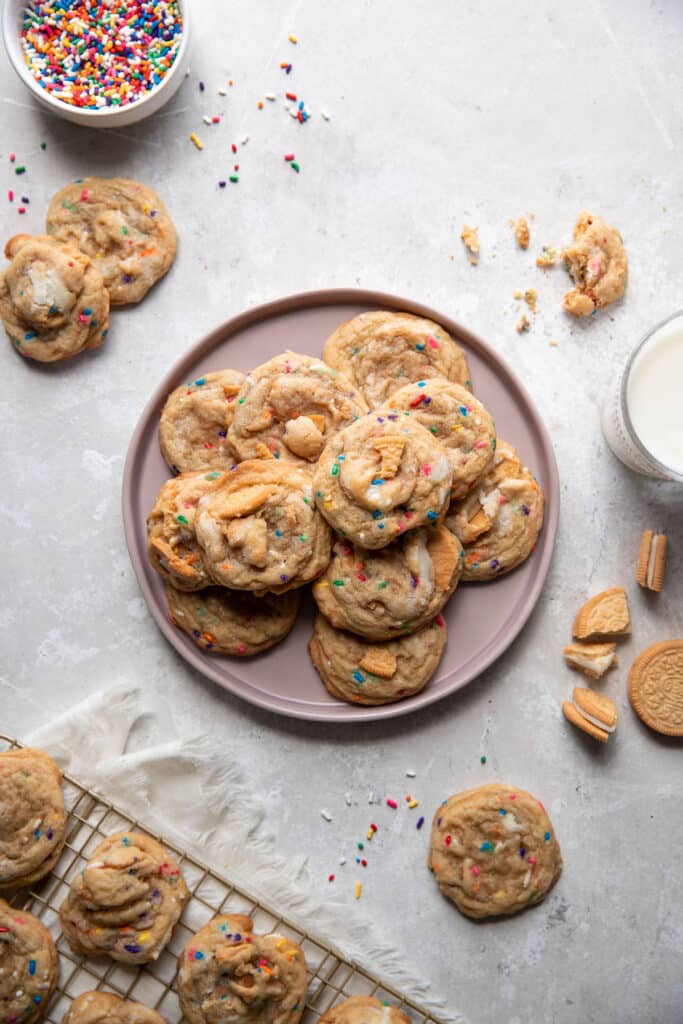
[0,747,67,891]
[227,351,368,464]
[446,440,544,581]
[195,460,331,592]
[59,831,189,964]
[563,641,617,680]
[322,311,471,408]
[159,370,246,474]
[428,783,562,919]
[312,526,462,640]
[308,612,446,705]
[319,998,410,1024]
[572,588,630,641]
[62,993,166,1024]
[513,216,530,250]
[562,688,617,743]
[0,899,59,1024]
[628,640,683,737]
[460,225,479,265]
[561,211,627,317]
[147,470,227,592]
[46,178,176,305]
[0,234,109,362]
[166,583,300,655]
[177,914,306,1024]
[385,379,496,500]
[313,414,453,550]
[636,530,667,593]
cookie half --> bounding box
[562,211,627,317]
[62,992,166,1024]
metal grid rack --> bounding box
[1,734,445,1024]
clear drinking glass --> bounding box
[601,311,683,482]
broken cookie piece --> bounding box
[572,587,630,641]
[562,211,627,317]
[563,641,618,680]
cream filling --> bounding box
[647,536,661,588]
[566,652,615,675]
[572,700,616,733]
[29,266,72,311]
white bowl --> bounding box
[2,0,191,128]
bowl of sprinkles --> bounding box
[3,0,190,127]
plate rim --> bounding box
[122,287,560,723]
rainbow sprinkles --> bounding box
[20,0,182,109]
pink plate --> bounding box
[122,289,559,722]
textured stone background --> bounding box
[2,2,682,1021]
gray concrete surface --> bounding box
[2,2,682,1021]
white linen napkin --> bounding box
[26,683,462,1023]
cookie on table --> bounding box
[159,370,246,474]
[561,211,627,317]
[227,351,368,464]
[322,311,472,407]
[177,914,306,1024]
[59,831,189,964]
[0,898,59,1024]
[312,526,463,640]
[386,379,496,500]
[428,783,562,919]
[319,998,410,1024]
[147,470,227,592]
[166,583,301,656]
[628,640,683,737]
[446,440,544,580]
[62,992,166,1024]
[46,178,176,306]
[309,612,446,705]
[0,747,67,891]
[0,234,109,362]
[195,459,331,593]
[313,413,453,550]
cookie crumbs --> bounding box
[536,245,557,268]
[513,215,530,249]
[460,224,479,265]
[524,288,538,313]
[516,314,531,334]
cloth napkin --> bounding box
[26,683,462,1023]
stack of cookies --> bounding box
[148,311,545,706]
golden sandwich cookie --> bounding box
[563,641,618,680]
[635,530,667,593]
[562,687,618,743]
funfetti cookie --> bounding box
[59,831,189,964]
[62,992,166,1024]
[46,178,176,305]
[428,783,562,919]
[561,211,627,317]
[0,747,67,891]
[322,311,472,407]
[177,915,306,1024]
[309,612,446,706]
[313,413,453,550]
[313,526,462,640]
[0,899,59,1024]
[159,370,246,474]
[386,379,496,500]
[319,998,410,1024]
[227,351,368,464]
[446,440,544,580]
[0,234,109,362]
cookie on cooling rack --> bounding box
[177,914,307,1024]
[62,992,166,1024]
[319,997,410,1024]
[59,831,189,964]
[0,898,59,1024]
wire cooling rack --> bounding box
[1,734,445,1024]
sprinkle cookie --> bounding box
[0,899,59,1024]
[561,211,627,317]
[322,311,472,407]
[0,747,67,892]
[0,234,109,362]
[313,414,453,549]
[62,992,166,1024]
[628,640,683,737]
[428,783,562,919]
[386,379,496,500]
[446,440,544,580]
[177,914,306,1024]
[147,471,227,592]
[319,998,410,1024]
[227,351,368,464]
[46,178,176,305]
[195,460,331,592]
[159,370,246,474]
[166,583,301,655]
[309,612,446,705]
[59,831,189,964]
[312,526,462,640]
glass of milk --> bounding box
[601,311,683,481]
